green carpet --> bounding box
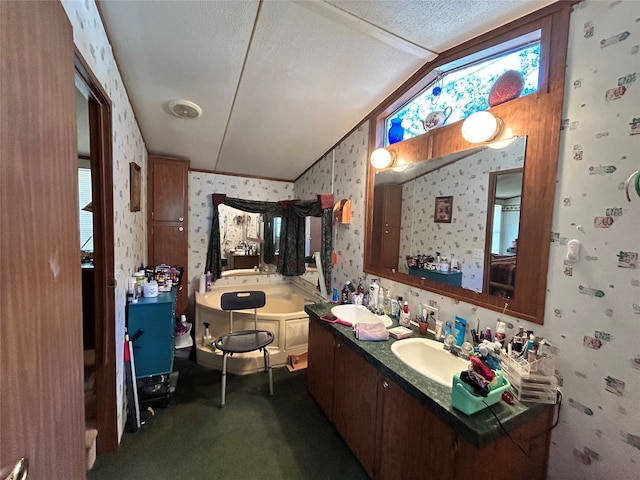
[88,358,369,479]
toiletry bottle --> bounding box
[202,322,212,347]
[454,316,467,346]
[205,271,213,292]
[396,296,403,321]
[199,272,207,294]
[383,289,391,315]
[369,279,380,309]
[495,320,506,342]
[377,286,385,311]
[341,283,349,304]
[399,301,410,327]
[391,298,399,318]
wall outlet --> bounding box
[474,248,484,259]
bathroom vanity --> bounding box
[305,303,555,480]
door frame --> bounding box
[75,51,118,454]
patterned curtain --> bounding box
[263,214,275,264]
[277,201,305,276]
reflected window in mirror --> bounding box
[486,168,523,300]
[385,32,540,145]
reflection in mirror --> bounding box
[218,205,320,287]
[219,205,265,272]
[372,136,526,294]
[486,168,522,299]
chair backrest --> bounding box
[220,291,266,332]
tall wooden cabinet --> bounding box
[147,155,189,317]
[372,184,402,269]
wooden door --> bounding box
[147,155,189,316]
[0,2,85,478]
[306,320,335,420]
[333,341,378,476]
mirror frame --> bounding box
[364,3,572,324]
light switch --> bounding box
[474,248,484,259]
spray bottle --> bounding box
[202,322,212,347]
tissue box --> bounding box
[451,372,510,415]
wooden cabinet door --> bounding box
[374,185,402,228]
[376,377,456,480]
[373,185,402,268]
[147,155,189,317]
[333,341,378,476]
[1,2,85,477]
[307,320,335,420]
[148,156,189,223]
[380,226,400,269]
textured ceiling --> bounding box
[98,0,554,181]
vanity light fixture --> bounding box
[461,111,504,143]
[370,148,396,169]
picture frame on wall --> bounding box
[130,162,141,212]
[434,196,452,223]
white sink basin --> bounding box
[391,338,468,388]
[331,304,393,328]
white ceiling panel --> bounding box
[216,1,432,179]
[99,0,259,168]
[98,0,557,181]
[328,1,555,52]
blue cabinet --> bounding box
[408,267,462,287]
[127,288,177,379]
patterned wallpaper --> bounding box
[64,0,638,473]
[398,137,525,292]
[294,2,639,477]
[61,0,148,439]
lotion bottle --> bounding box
[369,279,380,309]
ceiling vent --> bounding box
[168,99,203,119]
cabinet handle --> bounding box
[385,230,389,234]
[336,342,341,348]
[178,216,184,222]
[383,381,389,388]
[178,226,184,232]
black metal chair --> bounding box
[214,291,274,407]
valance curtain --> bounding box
[205,194,333,292]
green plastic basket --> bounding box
[451,372,510,415]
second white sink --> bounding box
[391,338,469,388]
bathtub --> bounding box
[195,282,312,375]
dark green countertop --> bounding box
[305,302,554,448]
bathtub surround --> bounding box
[195,280,312,374]
[294,2,639,477]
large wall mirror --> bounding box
[364,4,572,324]
[374,136,525,296]
[219,204,321,274]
